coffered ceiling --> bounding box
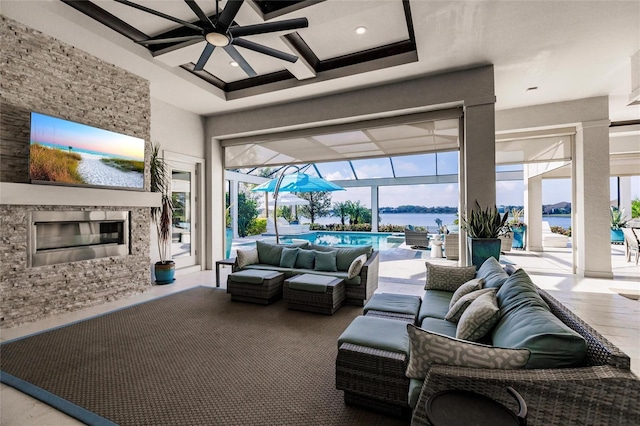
[2,1,640,122]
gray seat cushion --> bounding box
[287,273,341,293]
[229,269,283,284]
[419,317,458,338]
[338,315,410,356]
[418,290,454,322]
[364,293,421,316]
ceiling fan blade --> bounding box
[223,44,257,77]
[137,35,203,45]
[229,18,308,38]
[114,0,203,32]
[232,38,298,63]
[217,0,244,31]
[184,0,215,29]
[194,43,216,71]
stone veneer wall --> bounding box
[0,16,152,327]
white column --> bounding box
[524,167,543,251]
[619,176,632,218]
[371,186,379,232]
[462,101,497,266]
[230,180,239,238]
[574,120,612,278]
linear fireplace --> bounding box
[28,211,130,267]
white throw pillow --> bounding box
[236,248,259,269]
[347,254,367,279]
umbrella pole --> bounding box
[273,165,300,244]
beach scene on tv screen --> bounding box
[29,112,144,189]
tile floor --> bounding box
[1,244,638,425]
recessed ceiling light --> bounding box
[526,86,538,92]
[355,26,367,35]
[229,61,239,67]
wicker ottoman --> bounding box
[283,273,345,315]
[336,315,411,417]
[363,293,422,324]
[227,269,284,305]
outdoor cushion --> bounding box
[496,268,550,315]
[287,273,339,293]
[347,254,367,279]
[419,317,457,338]
[408,378,423,409]
[279,247,299,268]
[294,249,315,269]
[449,278,485,307]
[256,240,284,266]
[236,248,259,269]
[314,250,338,272]
[476,256,510,289]
[424,262,476,291]
[405,325,530,379]
[492,301,587,369]
[445,288,496,323]
[317,246,372,272]
[456,290,501,341]
[363,293,421,317]
[418,290,454,323]
[228,269,282,285]
[338,315,410,356]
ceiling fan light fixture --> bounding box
[205,32,230,47]
[229,61,239,67]
[355,26,367,35]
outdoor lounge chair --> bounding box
[622,227,640,265]
[404,228,429,249]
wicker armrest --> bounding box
[411,364,640,426]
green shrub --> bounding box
[246,218,267,236]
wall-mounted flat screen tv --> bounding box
[29,112,145,190]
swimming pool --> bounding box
[277,231,402,251]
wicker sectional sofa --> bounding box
[232,240,379,306]
[336,257,640,425]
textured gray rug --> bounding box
[1,286,406,425]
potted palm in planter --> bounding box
[509,208,527,249]
[461,201,509,270]
[610,206,628,244]
[150,142,175,284]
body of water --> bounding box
[314,213,572,229]
[278,231,401,251]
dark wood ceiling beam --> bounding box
[61,0,149,42]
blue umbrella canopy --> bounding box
[252,173,344,193]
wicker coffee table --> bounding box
[283,274,345,315]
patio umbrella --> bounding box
[252,167,344,243]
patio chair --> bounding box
[542,221,570,248]
[622,227,639,265]
[404,228,429,249]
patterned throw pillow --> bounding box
[347,254,367,279]
[456,291,501,341]
[424,262,477,291]
[445,287,495,323]
[449,278,485,307]
[405,324,530,379]
[236,248,259,269]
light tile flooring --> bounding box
[1,245,638,425]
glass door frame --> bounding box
[165,151,204,271]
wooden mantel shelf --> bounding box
[0,183,161,207]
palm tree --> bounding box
[331,201,349,225]
[345,200,369,225]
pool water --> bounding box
[278,231,401,251]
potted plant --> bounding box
[461,200,508,269]
[508,208,527,249]
[150,142,175,284]
[610,206,628,244]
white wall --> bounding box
[149,97,206,265]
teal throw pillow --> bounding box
[314,250,337,272]
[279,247,299,268]
[476,257,510,289]
[294,249,315,269]
[256,240,284,266]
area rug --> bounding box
[1,286,406,426]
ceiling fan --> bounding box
[114,0,308,77]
